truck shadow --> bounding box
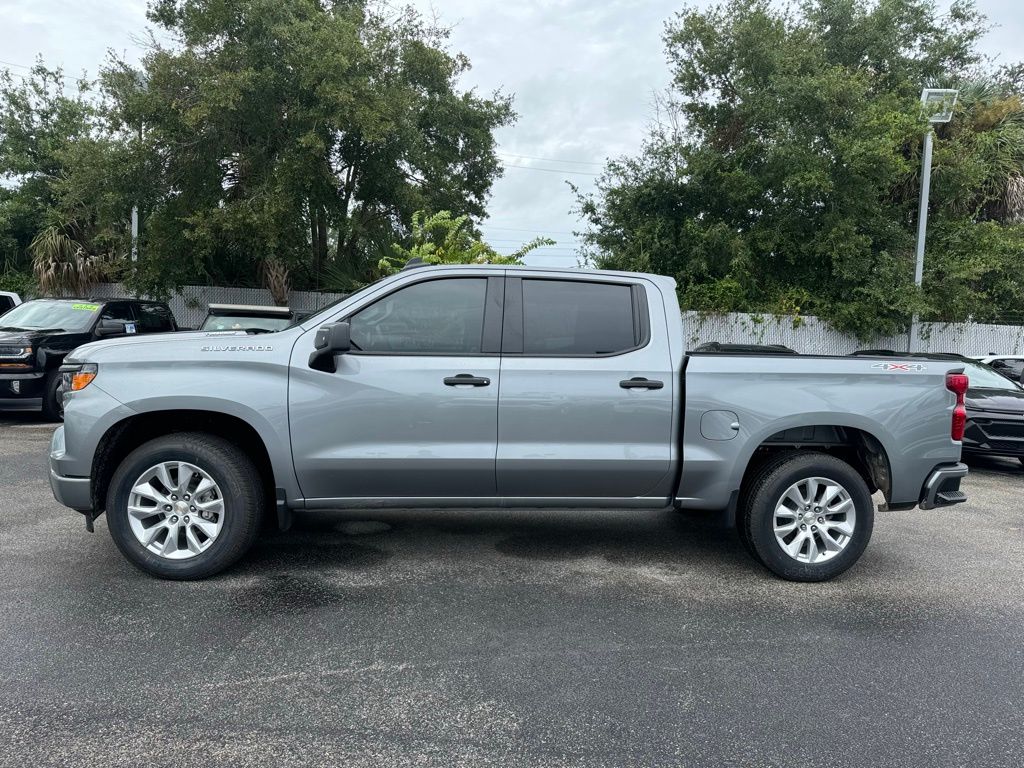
[963,453,1023,477]
[242,507,755,577]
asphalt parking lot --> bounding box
[1,413,1022,768]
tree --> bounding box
[101,0,515,295]
[578,0,1024,337]
[377,210,554,275]
[0,64,120,294]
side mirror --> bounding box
[95,319,129,337]
[308,322,351,372]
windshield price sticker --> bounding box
[71,303,100,311]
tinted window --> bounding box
[101,302,135,323]
[137,303,176,332]
[350,278,487,354]
[522,280,637,355]
[0,296,14,313]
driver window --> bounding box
[349,278,487,354]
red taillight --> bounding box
[946,372,969,441]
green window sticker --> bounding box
[71,303,100,311]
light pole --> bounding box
[908,87,958,352]
[131,71,148,263]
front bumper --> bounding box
[0,370,46,410]
[48,425,93,512]
[918,462,969,510]
[963,411,1024,457]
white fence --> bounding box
[96,282,1024,355]
[681,311,1024,356]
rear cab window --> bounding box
[136,303,176,333]
[516,278,646,356]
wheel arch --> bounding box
[736,422,893,507]
[91,408,283,519]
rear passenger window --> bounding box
[522,280,639,355]
[136,303,175,333]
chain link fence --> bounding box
[681,311,1024,356]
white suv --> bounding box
[973,354,1024,383]
[0,291,21,316]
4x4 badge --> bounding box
[871,362,927,371]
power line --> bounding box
[0,59,34,71]
[502,163,599,177]
[498,151,605,167]
[481,225,581,235]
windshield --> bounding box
[964,361,1021,390]
[201,315,293,333]
[0,300,99,331]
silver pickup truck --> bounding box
[49,265,969,582]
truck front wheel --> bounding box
[741,453,874,582]
[105,432,266,579]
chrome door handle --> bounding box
[444,374,491,387]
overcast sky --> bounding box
[3,0,1022,265]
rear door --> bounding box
[97,301,139,336]
[496,275,675,501]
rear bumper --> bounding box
[918,462,969,510]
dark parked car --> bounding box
[0,297,177,419]
[958,359,1024,466]
[851,350,1024,466]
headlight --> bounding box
[0,344,32,367]
[60,362,98,393]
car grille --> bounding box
[965,416,1024,455]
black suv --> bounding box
[0,298,177,419]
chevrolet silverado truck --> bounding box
[48,265,969,581]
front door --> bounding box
[289,274,503,502]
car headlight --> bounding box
[60,362,98,394]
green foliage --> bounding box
[0,267,34,296]
[102,0,515,294]
[579,0,1024,338]
[378,210,554,275]
[0,64,119,288]
[0,2,514,297]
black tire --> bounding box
[40,370,63,421]
[741,452,874,582]
[106,432,266,580]
[736,452,800,565]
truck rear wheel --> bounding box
[105,432,266,580]
[741,452,874,582]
